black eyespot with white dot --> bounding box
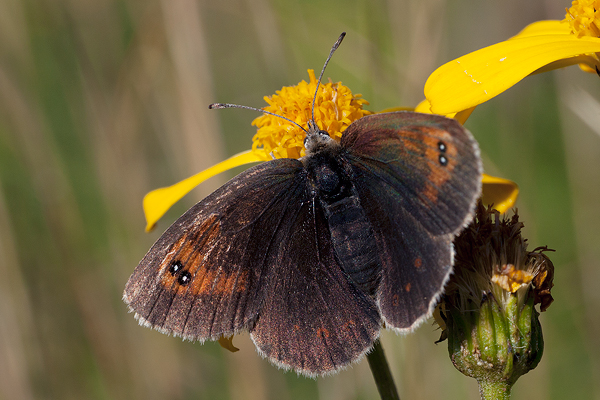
[437,141,448,166]
[169,261,183,275]
[178,271,192,286]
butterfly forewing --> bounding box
[124,159,305,340]
[342,112,482,236]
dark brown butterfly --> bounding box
[124,33,482,376]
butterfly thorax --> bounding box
[303,139,349,200]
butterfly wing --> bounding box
[341,111,482,331]
[124,159,305,340]
[250,196,380,376]
[124,158,380,375]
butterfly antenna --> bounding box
[209,103,308,134]
[310,32,346,132]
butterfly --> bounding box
[123,33,482,377]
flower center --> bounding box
[250,69,370,160]
[564,0,600,38]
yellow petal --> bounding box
[425,35,600,114]
[452,107,477,125]
[481,174,519,213]
[218,335,240,353]
[414,99,433,114]
[143,150,265,231]
[378,106,414,113]
[414,98,456,117]
[414,99,476,124]
[511,21,600,75]
[579,62,598,73]
[510,19,571,38]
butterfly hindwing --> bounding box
[341,112,482,330]
[251,195,380,376]
[347,173,455,330]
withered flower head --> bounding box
[436,202,554,398]
[447,202,554,313]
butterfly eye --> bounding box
[169,261,183,275]
[178,271,192,285]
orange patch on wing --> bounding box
[190,268,248,296]
[190,268,217,294]
[158,214,221,290]
[317,327,330,338]
[414,257,422,268]
[399,130,424,155]
[157,213,249,297]
[392,294,400,306]
[342,320,356,331]
[420,127,456,203]
[405,283,411,292]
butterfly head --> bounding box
[304,120,335,156]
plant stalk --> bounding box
[366,340,400,400]
[478,379,512,400]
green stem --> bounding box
[478,379,512,400]
[366,340,400,400]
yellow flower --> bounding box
[424,0,600,115]
[251,69,371,160]
[143,72,519,231]
[566,0,600,38]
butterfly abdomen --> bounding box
[323,193,381,295]
[305,150,381,295]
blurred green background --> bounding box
[1,0,599,399]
